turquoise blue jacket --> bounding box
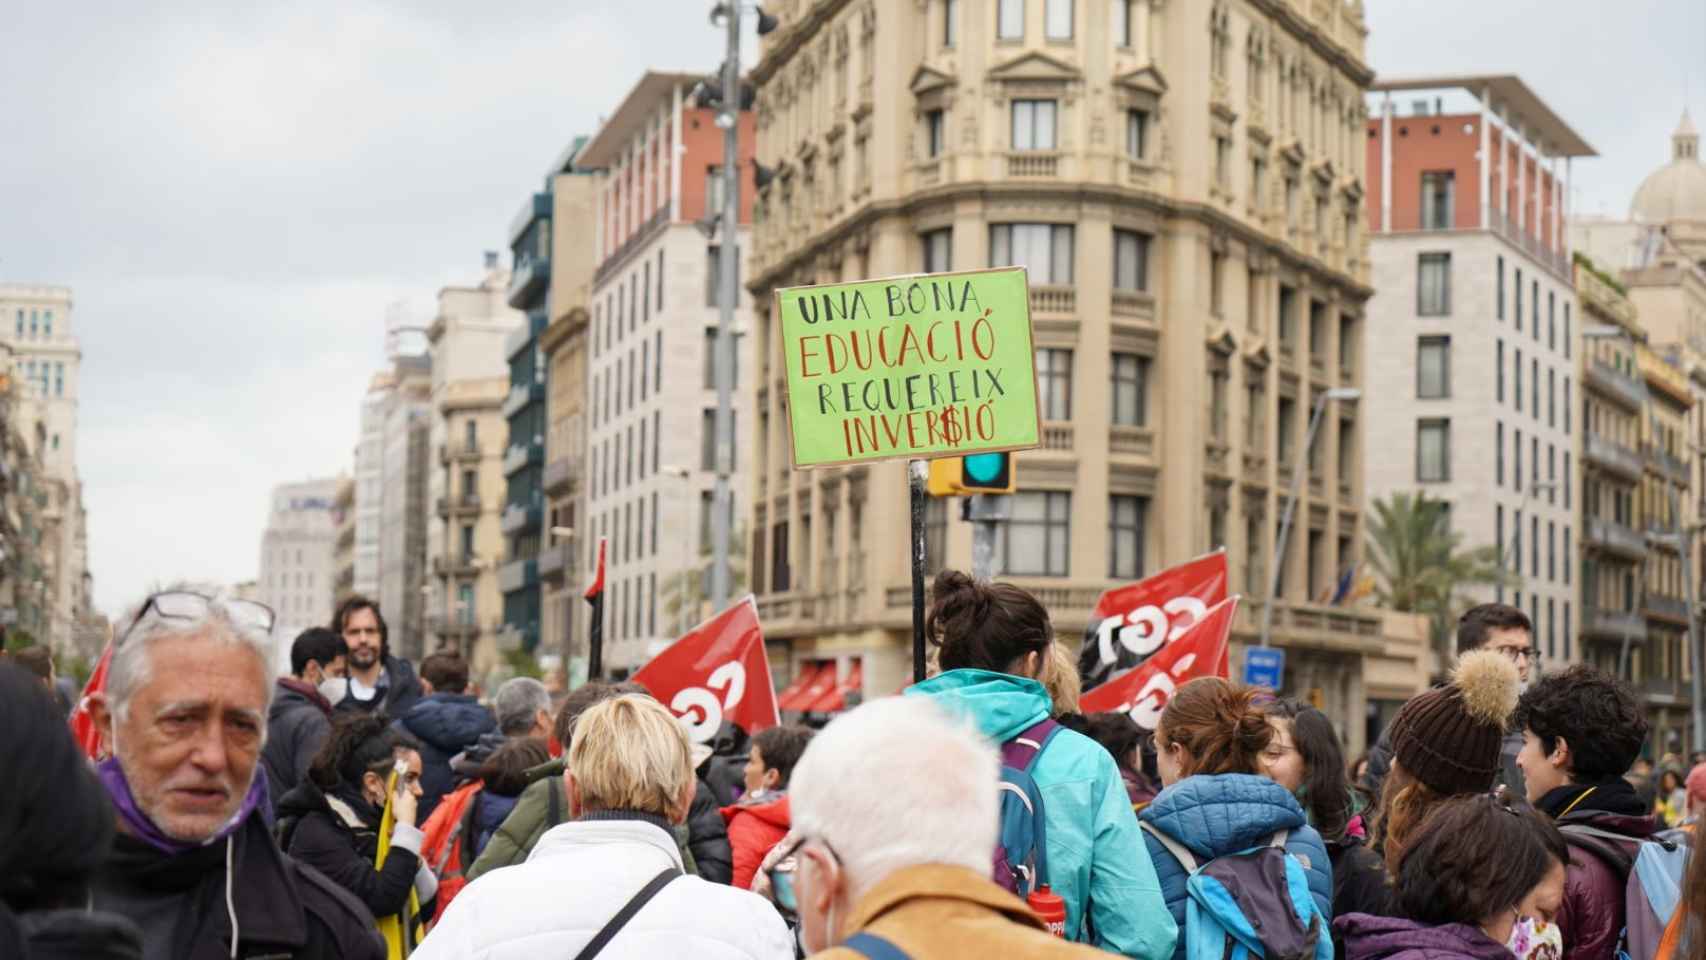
[1139,774,1333,960]
[907,669,1177,960]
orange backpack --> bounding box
[420,781,483,922]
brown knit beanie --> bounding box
[1387,650,1520,796]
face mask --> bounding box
[1506,916,1562,960]
[319,677,347,706]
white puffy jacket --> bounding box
[412,815,794,960]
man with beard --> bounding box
[86,589,383,960]
[330,596,424,718]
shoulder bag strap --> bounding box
[843,932,914,960]
[1140,821,1201,873]
[571,867,682,960]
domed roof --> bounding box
[1632,110,1706,223]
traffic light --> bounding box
[926,453,1015,496]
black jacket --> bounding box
[263,678,334,810]
[14,908,143,960]
[688,778,734,885]
[91,811,382,960]
[1329,839,1392,960]
[392,693,495,821]
[334,655,425,719]
[276,780,423,923]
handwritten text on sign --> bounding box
[776,268,1041,467]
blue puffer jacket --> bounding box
[393,693,496,821]
[908,669,1176,960]
[1140,774,1333,960]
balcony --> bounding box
[1646,594,1691,623]
[1585,360,1645,412]
[425,615,479,640]
[1040,423,1074,450]
[501,379,545,419]
[1006,151,1060,178]
[439,442,482,465]
[435,494,481,519]
[1641,676,1690,706]
[508,191,551,247]
[503,440,543,478]
[1584,432,1645,483]
[1109,425,1153,457]
[500,502,542,535]
[1582,605,1645,641]
[1585,516,1647,560]
[1030,284,1076,315]
[1646,445,1689,484]
[498,557,539,595]
[538,539,575,582]
[507,256,550,309]
[543,456,580,496]
[431,554,483,578]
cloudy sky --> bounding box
[0,0,1700,617]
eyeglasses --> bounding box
[124,591,276,641]
[765,833,842,915]
[1490,644,1538,664]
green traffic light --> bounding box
[964,453,1005,485]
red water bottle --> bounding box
[1027,884,1067,937]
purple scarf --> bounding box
[96,757,268,855]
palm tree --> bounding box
[1365,492,1517,670]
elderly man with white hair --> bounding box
[415,693,791,959]
[784,696,1111,959]
[86,589,384,960]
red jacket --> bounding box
[721,794,791,890]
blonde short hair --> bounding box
[568,694,693,816]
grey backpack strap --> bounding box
[571,868,681,960]
[1140,822,1201,873]
[1269,830,1290,849]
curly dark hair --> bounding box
[1514,665,1648,782]
[1396,794,1568,927]
[308,712,421,791]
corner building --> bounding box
[747,0,1426,750]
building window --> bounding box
[701,410,717,470]
[1112,229,1149,291]
[460,524,474,561]
[705,245,739,307]
[703,328,719,389]
[990,223,1074,284]
[1251,156,1267,209]
[1496,421,1504,485]
[1110,353,1149,426]
[1417,418,1450,481]
[1112,0,1133,45]
[1515,348,1523,412]
[1278,285,1297,349]
[1011,99,1058,151]
[1548,292,1557,350]
[999,492,1071,576]
[464,419,477,450]
[1036,348,1073,420]
[1564,302,1571,358]
[1126,109,1149,160]
[1420,171,1455,230]
[1417,253,1451,315]
[943,0,958,45]
[1548,369,1556,427]
[1515,267,1524,331]
[1514,428,1522,490]
[658,249,666,309]
[925,109,945,158]
[923,498,948,573]
[1214,136,1232,190]
[1496,339,1505,403]
[706,166,728,217]
[771,521,791,593]
[1109,495,1148,579]
[1417,335,1450,399]
[1277,396,1296,464]
[998,0,1024,38]
[1045,0,1072,38]
[922,228,952,273]
[1497,255,1506,320]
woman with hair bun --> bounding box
[907,570,1176,960]
[1139,677,1335,960]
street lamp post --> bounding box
[1259,387,1360,649]
[661,466,695,634]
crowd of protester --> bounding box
[6,577,1706,960]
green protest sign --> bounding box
[776,267,1040,468]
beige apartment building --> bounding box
[331,475,355,608]
[539,155,599,680]
[746,0,1426,749]
[426,258,523,676]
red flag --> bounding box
[584,537,607,678]
[68,641,114,759]
[632,597,778,745]
[1079,596,1238,730]
[1076,550,1229,690]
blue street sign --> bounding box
[1244,647,1285,690]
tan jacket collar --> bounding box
[844,864,1046,933]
